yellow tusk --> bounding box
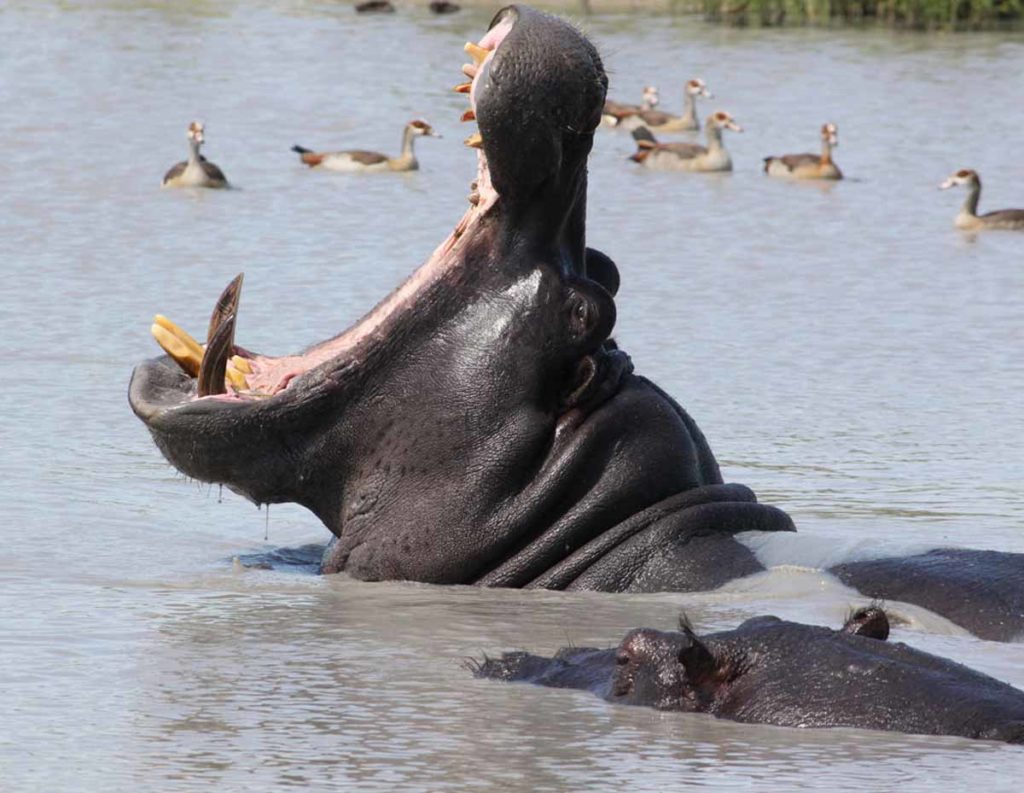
[225,365,248,391]
[461,109,476,123]
[464,42,489,64]
[153,314,203,360]
[230,355,252,374]
[464,132,483,149]
[453,82,472,94]
[151,323,202,377]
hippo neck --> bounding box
[317,370,717,583]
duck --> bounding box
[162,121,229,189]
[615,78,712,133]
[428,1,460,12]
[629,111,741,172]
[602,86,660,128]
[940,169,1024,231]
[291,120,440,173]
[763,122,843,180]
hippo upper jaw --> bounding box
[128,6,624,548]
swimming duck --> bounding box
[602,86,660,128]
[616,78,712,133]
[940,169,1024,231]
[763,122,843,180]
[291,120,440,172]
[162,121,229,189]
[629,111,741,172]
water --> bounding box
[2,2,1023,790]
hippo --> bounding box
[129,5,794,591]
[475,607,1024,744]
[128,6,1024,641]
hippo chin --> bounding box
[128,5,793,588]
[476,608,1024,744]
[128,6,1024,642]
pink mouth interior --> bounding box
[203,21,515,404]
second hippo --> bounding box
[476,608,1024,744]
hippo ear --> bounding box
[677,618,719,689]
[842,605,890,641]
[585,248,620,297]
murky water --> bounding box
[2,2,1023,790]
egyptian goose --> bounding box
[940,169,1024,231]
[162,121,229,189]
[616,78,712,133]
[292,120,439,172]
[602,86,660,128]
[629,111,741,172]
[764,122,843,180]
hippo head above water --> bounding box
[129,6,794,585]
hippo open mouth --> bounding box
[130,5,793,585]
[135,6,606,407]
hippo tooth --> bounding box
[460,109,476,123]
[225,362,248,391]
[230,355,252,374]
[461,63,477,79]
[197,312,236,397]
[464,42,488,64]
[153,314,203,358]
[468,191,480,206]
[453,82,472,94]
[151,315,203,377]
[207,273,243,345]
[464,132,483,149]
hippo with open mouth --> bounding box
[475,607,1024,743]
[129,6,1024,641]
[130,5,794,590]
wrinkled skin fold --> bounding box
[475,608,1024,743]
[129,6,1024,642]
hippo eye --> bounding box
[568,295,591,340]
[615,653,629,666]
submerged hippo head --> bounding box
[130,6,786,586]
[477,609,1024,743]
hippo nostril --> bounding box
[616,652,630,666]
